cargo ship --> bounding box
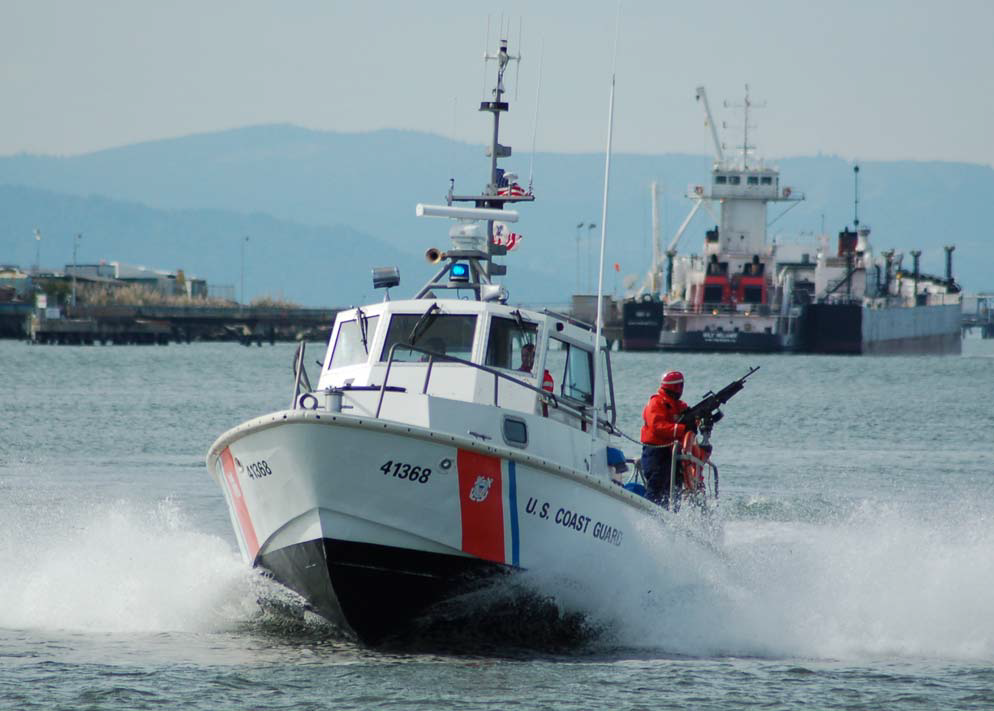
[800,224,962,355]
[623,86,806,353]
[621,88,962,355]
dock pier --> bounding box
[962,294,994,339]
[19,305,339,345]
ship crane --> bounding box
[660,87,724,284]
[633,86,722,299]
[696,86,724,166]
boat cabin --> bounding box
[316,298,616,437]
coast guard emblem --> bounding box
[469,475,493,503]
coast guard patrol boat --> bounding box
[207,40,719,644]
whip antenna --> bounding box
[527,39,545,194]
[592,2,622,443]
[481,16,492,100]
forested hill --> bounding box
[1,125,990,304]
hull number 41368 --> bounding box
[380,460,432,483]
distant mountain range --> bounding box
[1,124,991,305]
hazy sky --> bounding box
[3,0,993,165]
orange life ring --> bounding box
[679,430,705,492]
[783,187,792,198]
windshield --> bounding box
[380,313,477,363]
[329,316,380,369]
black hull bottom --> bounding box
[803,303,962,355]
[621,337,663,351]
[657,330,793,353]
[621,299,664,352]
[257,538,505,645]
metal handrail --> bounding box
[374,342,610,433]
[291,342,311,408]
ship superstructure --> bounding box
[635,86,806,352]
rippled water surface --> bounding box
[2,338,993,710]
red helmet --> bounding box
[660,370,684,396]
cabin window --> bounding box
[747,176,759,185]
[729,176,741,185]
[715,175,727,184]
[485,316,539,373]
[380,313,477,363]
[703,285,725,303]
[761,176,773,185]
[743,285,763,303]
[329,316,379,369]
[502,416,528,447]
[552,339,594,405]
[598,347,616,424]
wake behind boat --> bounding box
[206,38,743,645]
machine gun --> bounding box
[679,366,759,440]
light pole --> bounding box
[33,228,41,274]
[71,233,82,308]
[586,222,597,292]
[575,222,584,293]
[240,235,250,306]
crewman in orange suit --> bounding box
[640,370,695,507]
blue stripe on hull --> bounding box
[508,460,520,567]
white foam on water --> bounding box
[538,498,994,662]
[0,498,263,634]
[721,498,994,661]
[5,486,992,661]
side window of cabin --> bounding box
[380,314,477,363]
[329,316,379,369]
[485,317,538,373]
[552,338,593,405]
[598,346,616,423]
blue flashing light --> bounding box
[450,263,470,282]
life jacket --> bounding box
[640,388,689,446]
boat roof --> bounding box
[336,298,607,348]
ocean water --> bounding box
[2,337,993,710]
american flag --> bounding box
[492,222,523,251]
[497,182,526,197]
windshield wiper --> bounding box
[356,307,370,354]
[407,303,441,346]
[511,308,534,346]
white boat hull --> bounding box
[207,410,654,642]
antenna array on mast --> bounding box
[414,31,533,302]
[724,84,766,169]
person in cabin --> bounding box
[518,343,535,373]
[640,370,695,507]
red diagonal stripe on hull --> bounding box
[457,449,505,564]
[220,447,260,559]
